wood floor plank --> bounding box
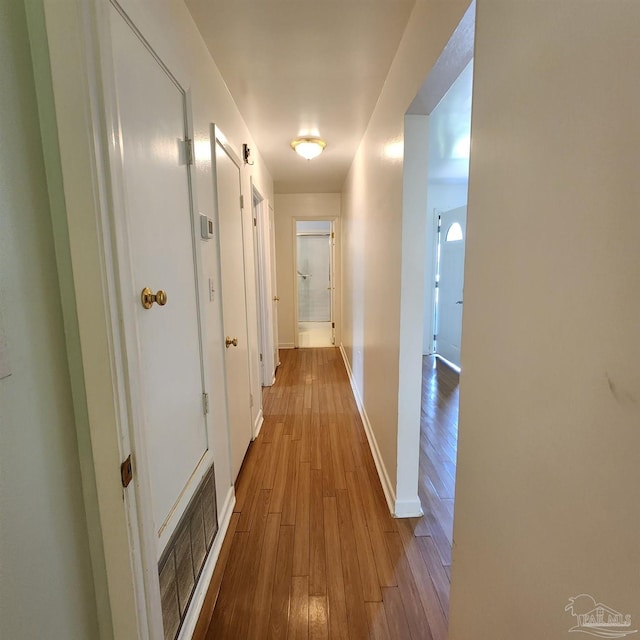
[384,531,433,640]
[309,595,329,640]
[381,586,412,640]
[336,490,370,640]
[353,465,397,588]
[396,519,448,640]
[206,530,250,640]
[293,461,311,576]
[344,471,382,602]
[268,525,295,639]
[270,434,292,513]
[247,513,282,639]
[365,601,392,640]
[309,468,327,595]
[329,422,347,490]
[416,535,450,618]
[262,423,285,490]
[227,490,273,638]
[282,440,301,525]
[288,575,310,640]
[323,497,349,640]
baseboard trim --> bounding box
[253,408,264,439]
[339,344,397,517]
[178,486,236,640]
[394,497,424,518]
[279,342,295,349]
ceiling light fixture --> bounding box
[290,137,326,160]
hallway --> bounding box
[195,348,449,640]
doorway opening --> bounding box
[396,0,475,625]
[295,220,335,348]
[417,57,473,615]
[428,60,473,372]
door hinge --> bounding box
[253,217,257,227]
[433,334,437,341]
[240,194,244,209]
[435,281,439,288]
[250,394,254,408]
[332,322,335,329]
[121,455,133,488]
[259,353,263,362]
[202,392,210,415]
[184,138,194,165]
[331,231,335,239]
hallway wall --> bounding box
[341,0,471,508]
[274,193,341,348]
[0,1,99,637]
[449,2,640,637]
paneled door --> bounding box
[111,10,212,553]
[435,206,467,368]
[212,127,253,481]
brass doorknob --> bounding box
[141,287,168,309]
[273,296,280,302]
[225,336,238,348]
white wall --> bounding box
[449,1,640,637]
[341,0,471,510]
[0,1,99,637]
[274,193,341,348]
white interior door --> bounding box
[254,194,277,386]
[212,129,253,481]
[112,12,211,552]
[269,204,280,369]
[435,206,467,367]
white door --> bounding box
[212,128,253,480]
[112,13,211,552]
[435,206,467,367]
[253,192,276,386]
[269,204,280,369]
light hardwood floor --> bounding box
[194,348,458,640]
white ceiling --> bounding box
[185,0,417,194]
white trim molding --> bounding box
[339,345,399,517]
[253,408,264,439]
[279,342,295,350]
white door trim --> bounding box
[292,216,340,348]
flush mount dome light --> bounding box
[290,137,326,160]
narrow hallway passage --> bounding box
[195,348,449,640]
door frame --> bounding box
[251,182,277,386]
[396,1,475,517]
[433,206,468,370]
[27,1,221,637]
[292,216,339,348]
[211,125,255,468]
